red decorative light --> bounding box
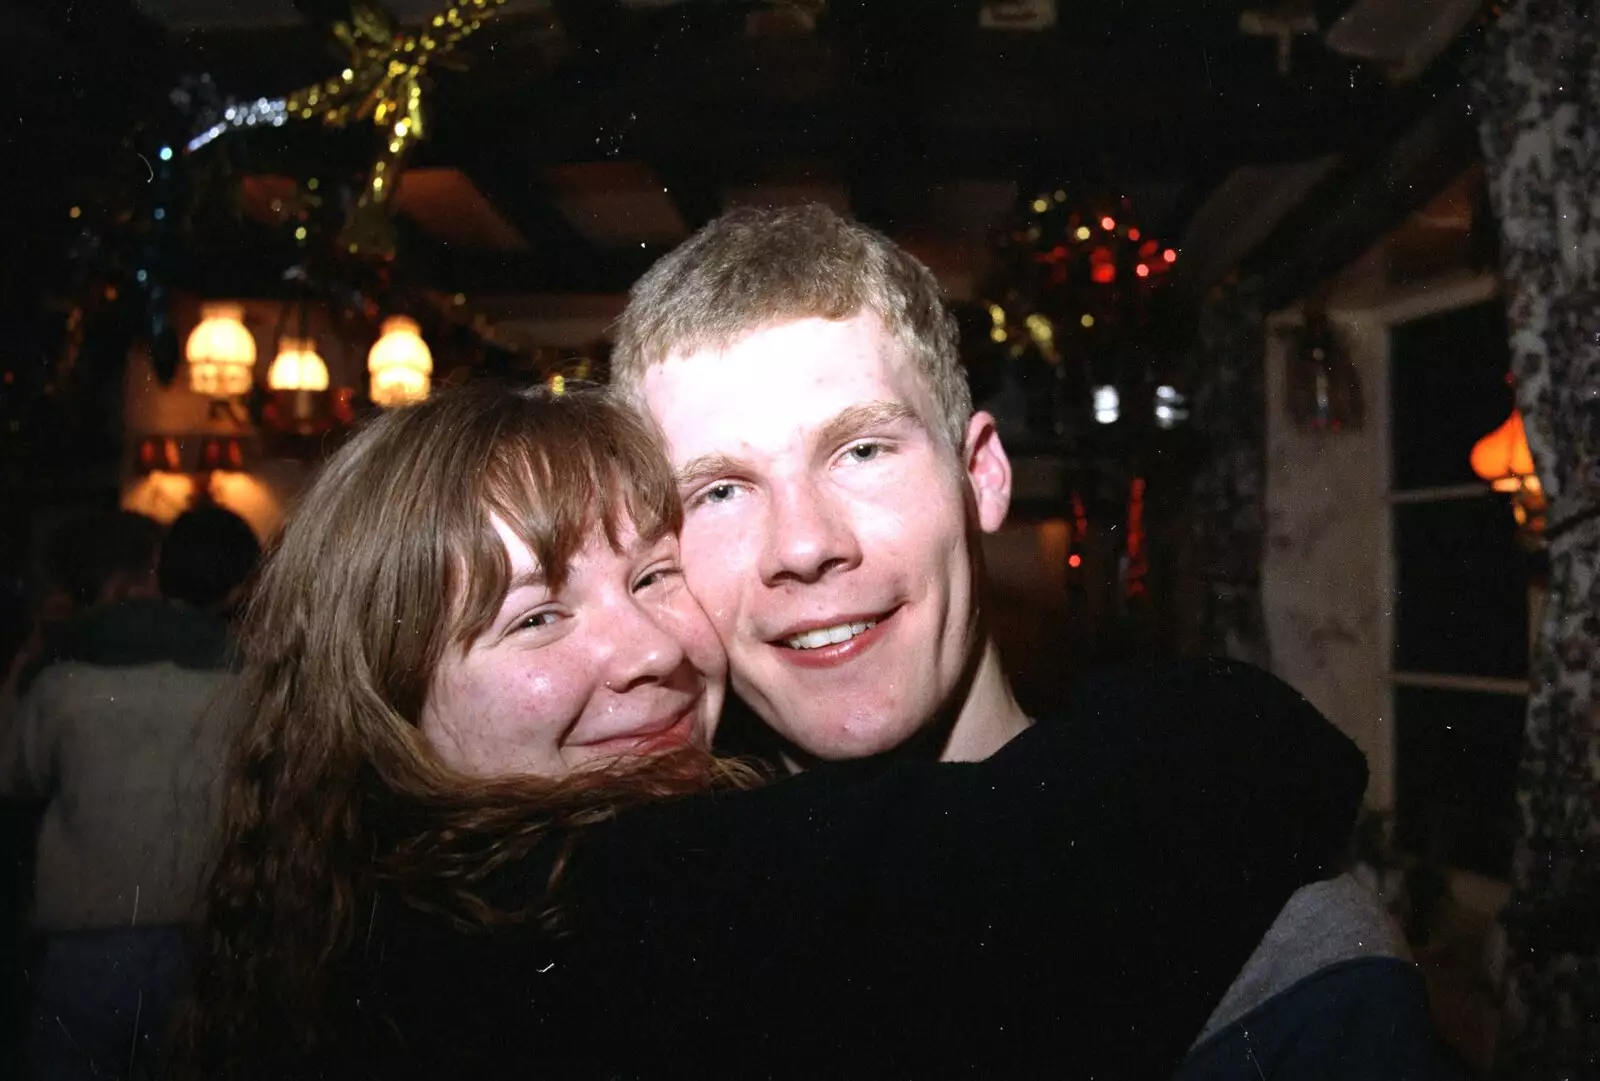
[1135,264,1150,278]
[1092,263,1117,284]
[1068,553,1082,568]
[1100,216,1116,231]
[135,437,183,474]
[1125,476,1148,599]
[1163,248,1178,263]
[199,435,245,472]
[1128,228,1141,241]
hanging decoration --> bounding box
[1123,476,1149,599]
[186,0,511,258]
[1067,490,1089,575]
[1471,404,1546,541]
[1283,305,1364,432]
[981,185,1184,441]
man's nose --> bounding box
[758,477,863,586]
[601,596,690,693]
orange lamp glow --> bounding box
[267,338,330,392]
[1471,409,1540,494]
[186,303,257,399]
[368,316,433,408]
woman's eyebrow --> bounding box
[503,567,549,594]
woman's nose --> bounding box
[599,596,690,694]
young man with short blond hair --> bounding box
[611,203,1449,1078]
[613,203,1026,768]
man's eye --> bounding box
[697,482,739,506]
[846,442,884,462]
[517,611,561,631]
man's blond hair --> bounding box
[611,203,972,450]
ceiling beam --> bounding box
[1245,85,1479,310]
[645,156,726,234]
[453,157,623,290]
[1240,26,1484,308]
[418,245,664,296]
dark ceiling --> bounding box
[3,0,1489,315]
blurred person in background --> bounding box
[0,508,164,1077]
[1,502,259,1081]
[1,510,164,709]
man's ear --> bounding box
[962,411,1011,535]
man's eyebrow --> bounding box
[674,452,746,491]
[815,401,924,449]
[671,403,924,490]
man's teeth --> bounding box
[785,621,877,650]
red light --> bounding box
[1100,216,1116,231]
[1068,554,1082,568]
[1163,248,1178,263]
[1135,264,1150,278]
[1128,228,1141,241]
[1091,263,1116,284]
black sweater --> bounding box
[353,659,1367,1080]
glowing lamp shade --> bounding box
[186,303,256,399]
[1471,408,1540,494]
[267,338,329,392]
[367,316,433,407]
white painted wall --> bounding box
[1262,253,1500,811]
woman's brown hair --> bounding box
[171,381,756,1079]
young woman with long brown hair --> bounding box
[171,381,1368,1080]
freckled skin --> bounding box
[641,313,1026,763]
[421,517,727,778]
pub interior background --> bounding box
[3,0,1598,1075]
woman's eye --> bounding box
[517,611,561,631]
[634,565,681,592]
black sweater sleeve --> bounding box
[547,659,1367,1080]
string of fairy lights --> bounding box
[979,185,1191,602]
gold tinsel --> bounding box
[276,0,508,257]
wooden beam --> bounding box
[453,157,623,289]
[1243,83,1480,309]
[646,156,726,234]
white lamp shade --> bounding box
[368,316,433,407]
[186,303,257,399]
[267,338,330,392]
